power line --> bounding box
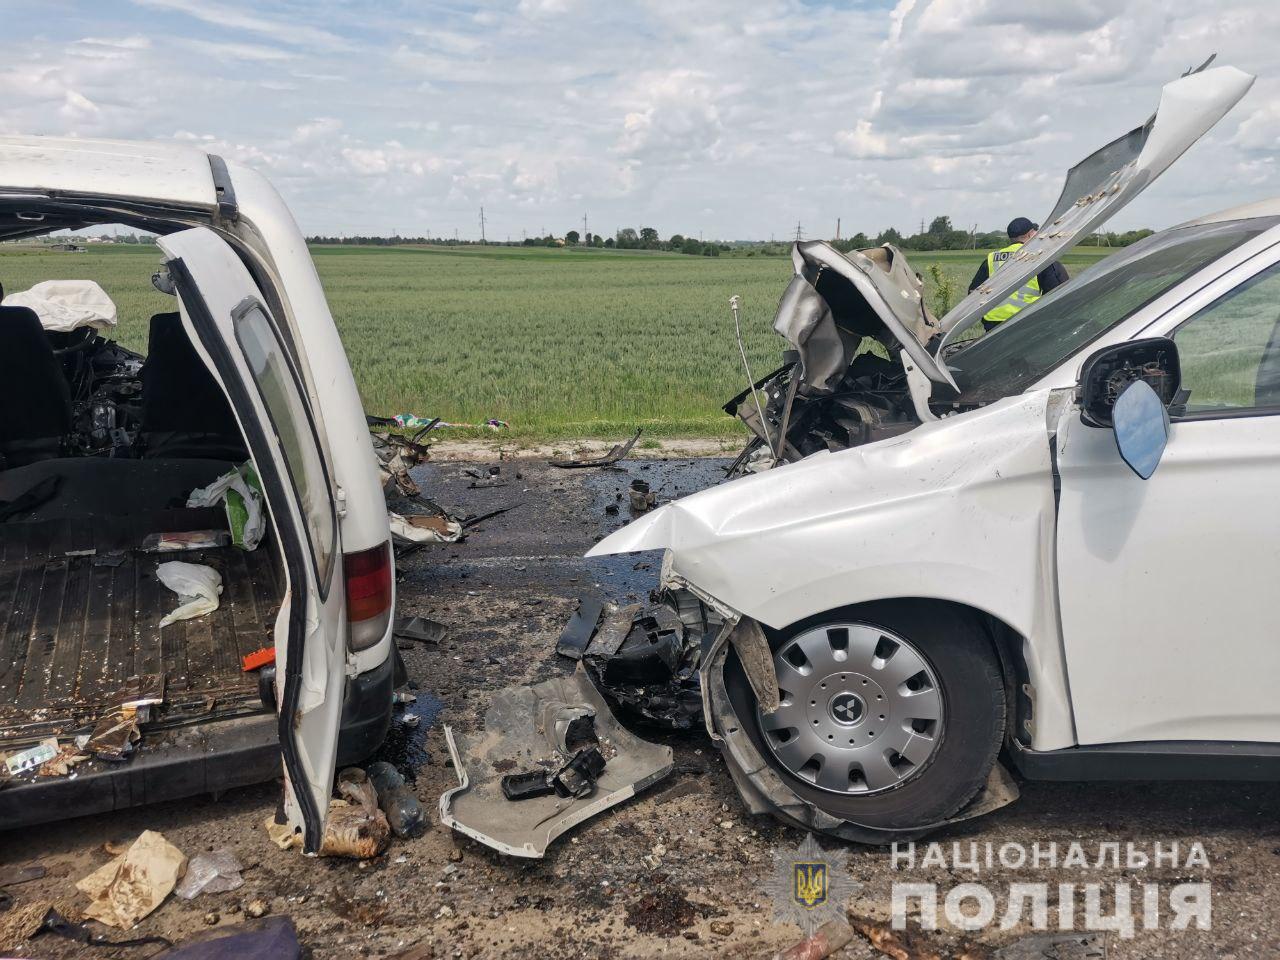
[478,206,487,243]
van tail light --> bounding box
[344,541,392,651]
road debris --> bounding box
[439,667,672,857]
[153,916,302,959]
[366,761,426,837]
[393,615,447,645]
[157,561,223,626]
[4,739,59,776]
[0,864,46,887]
[267,771,393,859]
[994,933,1106,959]
[628,478,656,511]
[555,594,605,659]
[175,849,245,900]
[773,917,855,960]
[849,916,990,960]
[389,511,463,543]
[76,829,187,928]
[550,428,642,469]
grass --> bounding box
[0,242,1112,440]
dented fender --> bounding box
[590,389,1077,751]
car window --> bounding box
[947,218,1280,402]
[1173,262,1280,416]
[233,299,337,592]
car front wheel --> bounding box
[726,600,1006,833]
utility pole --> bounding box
[794,221,803,243]
[582,213,588,241]
[835,217,841,242]
[478,206,487,244]
[970,223,978,249]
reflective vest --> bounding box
[982,242,1041,324]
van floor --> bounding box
[0,510,281,750]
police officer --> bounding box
[968,216,1069,331]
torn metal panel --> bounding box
[438,669,672,858]
[937,63,1255,348]
[728,619,779,715]
[550,429,642,468]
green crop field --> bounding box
[0,242,1112,440]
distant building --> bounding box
[51,242,86,253]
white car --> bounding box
[0,138,391,852]
[592,62,1280,839]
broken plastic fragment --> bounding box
[175,850,244,900]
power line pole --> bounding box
[478,206,487,244]
[835,217,841,242]
[582,213,588,240]
[794,221,803,243]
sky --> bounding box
[3,0,1280,241]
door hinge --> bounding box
[335,484,348,519]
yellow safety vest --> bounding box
[982,242,1041,324]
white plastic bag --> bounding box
[2,279,117,332]
[157,561,223,627]
[175,849,244,899]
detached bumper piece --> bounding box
[438,668,672,858]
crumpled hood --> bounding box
[590,390,1061,632]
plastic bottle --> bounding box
[365,761,425,837]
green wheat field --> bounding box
[0,243,1111,440]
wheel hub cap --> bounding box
[759,623,944,795]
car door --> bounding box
[156,227,345,852]
[1055,249,1280,745]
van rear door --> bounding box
[156,226,344,853]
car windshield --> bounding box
[946,217,1280,402]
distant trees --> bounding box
[565,230,580,245]
[639,227,660,248]
[616,227,639,248]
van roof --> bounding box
[0,136,217,208]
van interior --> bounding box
[0,261,284,766]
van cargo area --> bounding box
[0,289,290,825]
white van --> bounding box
[0,138,392,853]
[592,62,1280,839]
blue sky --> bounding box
[3,0,1279,240]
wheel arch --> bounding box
[756,596,1030,750]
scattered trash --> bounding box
[87,710,141,761]
[773,917,855,960]
[175,850,244,900]
[389,512,463,544]
[555,594,605,659]
[995,933,1106,959]
[366,761,426,837]
[241,646,275,672]
[186,462,265,550]
[141,530,232,553]
[244,899,270,919]
[393,615,447,645]
[0,864,46,887]
[550,429,642,469]
[76,829,187,929]
[467,475,508,489]
[628,479,656,512]
[37,740,90,777]
[151,916,302,960]
[2,904,171,954]
[157,561,223,626]
[270,773,392,859]
[849,916,989,960]
[439,668,673,858]
[459,505,517,530]
[4,739,59,776]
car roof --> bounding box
[1177,196,1280,228]
[0,136,216,208]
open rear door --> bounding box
[156,227,345,853]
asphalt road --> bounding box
[2,455,1277,958]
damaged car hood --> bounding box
[936,61,1255,349]
[590,389,1062,636]
[779,240,953,389]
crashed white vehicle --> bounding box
[0,138,393,853]
[594,62,1280,839]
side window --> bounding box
[233,299,337,592]
[1173,262,1280,416]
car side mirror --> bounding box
[1079,337,1181,479]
